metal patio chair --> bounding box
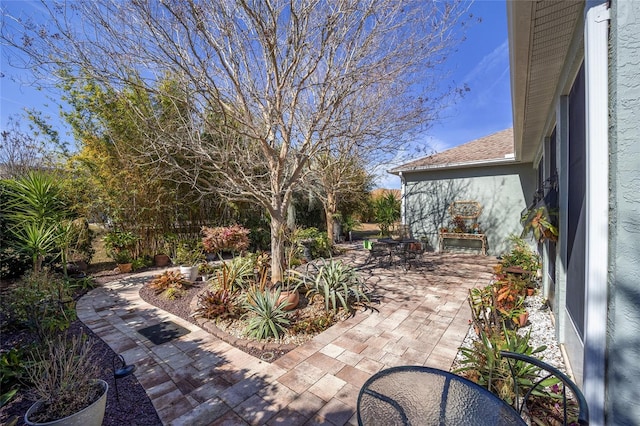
[500,351,589,425]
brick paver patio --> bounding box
[77,245,497,425]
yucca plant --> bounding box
[304,258,369,312]
[15,222,59,272]
[243,288,290,340]
[2,172,71,272]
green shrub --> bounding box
[131,255,152,270]
[5,269,75,339]
[294,227,331,259]
[243,289,290,340]
[0,347,27,408]
[103,230,139,258]
[248,227,270,252]
[0,245,31,279]
[304,258,369,312]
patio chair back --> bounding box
[500,351,589,425]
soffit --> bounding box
[508,1,583,162]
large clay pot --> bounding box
[117,263,133,273]
[25,379,108,426]
[154,254,171,267]
[277,290,300,311]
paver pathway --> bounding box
[77,247,496,425]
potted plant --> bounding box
[153,234,175,267]
[24,333,108,426]
[112,249,133,273]
[175,243,204,281]
[521,206,558,243]
[198,262,216,281]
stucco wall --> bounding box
[607,1,640,424]
[402,162,535,255]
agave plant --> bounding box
[304,258,369,312]
[454,327,553,406]
[243,288,290,340]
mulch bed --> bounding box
[0,267,162,426]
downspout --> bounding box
[583,3,609,425]
[399,172,406,225]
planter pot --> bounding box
[154,254,171,267]
[117,263,133,273]
[25,379,108,426]
[277,290,300,311]
[179,265,199,282]
[526,287,536,297]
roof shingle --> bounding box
[390,128,515,173]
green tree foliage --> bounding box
[61,75,234,253]
[374,191,401,236]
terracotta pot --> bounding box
[154,254,171,267]
[277,290,300,311]
[527,287,536,297]
[117,263,133,273]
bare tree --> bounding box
[0,114,64,178]
[2,0,470,281]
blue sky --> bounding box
[375,0,512,188]
[1,1,512,189]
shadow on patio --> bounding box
[77,246,498,425]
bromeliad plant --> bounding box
[148,270,190,299]
[193,289,238,320]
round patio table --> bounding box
[357,365,526,426]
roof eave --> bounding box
[507,0,534,162]
[389,157,520,175]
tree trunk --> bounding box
[270,216,286,284]
[325,192,337,244]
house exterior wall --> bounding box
[606,1,640,423]
[401,163,535,255]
